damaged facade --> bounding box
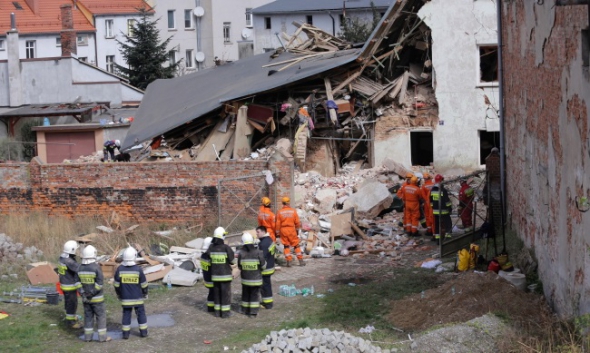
[126,0,499,175]
[502,0,590,318]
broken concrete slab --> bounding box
[145,264,172,282]
[163,267,200,286]
[26,262,59,285]
[314,189,338,214]
[342,181,393,219]
[382,158,411,177]
[185,237,204,249]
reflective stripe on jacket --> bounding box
[259,236,276,276]
[207,243,235,282]
[238,245,266,286]
[78,262,104,303]
[114,265,148,307]
[430,184,452,215]
[58,255,81,291]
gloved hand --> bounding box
[82,296,90,304]
[85,292,94,300]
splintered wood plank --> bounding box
[234,106,252,158]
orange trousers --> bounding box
[405,201,421,233]
[280,228,302,261]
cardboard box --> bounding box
[26,262,59,285]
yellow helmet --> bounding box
[282,196,290,203]
[261,197,271,206]
[423,172,431,179]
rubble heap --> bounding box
[243,328,388,353]
[0,233,43,264]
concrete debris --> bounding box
[243,328,387,353]
[0,234,43,265]
[343,181,393,219]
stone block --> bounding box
[382,158,411,177]
[343,181,393,219]
[314,189,338,214]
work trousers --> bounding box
[241,285,262,316]
[459,205,473,228]
[122,305,148,338]
[261,275,273,309]
[433,214,452,239]
[206,287,215,312]
[405,202,420,234]
[213,281,232,318]
[63,290,78,325]
[83,301,107,341]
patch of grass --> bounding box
[208,326,270,351]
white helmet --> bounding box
[81,245,97,264]
[62,240,79,255]
[115,139,121,147]
[202,237,213,251]
[213,227,227,239]
[242,232,254,245]
[122,247,137,266]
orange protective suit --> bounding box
[421,179,435,235]
[397,181,411,231]
[258,206,276,241]
[401,184,424,235]
[276,205,302,261]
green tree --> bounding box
[116,8,180,90]
[338,1,382,43]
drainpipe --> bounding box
[327,11,336,36]
[496,0,506,223]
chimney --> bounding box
[24,0,39,15]
[7,13,24,107]
[60,4,77,57]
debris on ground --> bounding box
[0,233,43,265]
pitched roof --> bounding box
[252,0,393,14]
[79,0,153,16]
[0,1,95,35]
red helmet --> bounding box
[434,174,444,183]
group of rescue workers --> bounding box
[396,172,474,242]
[56,195,304,341]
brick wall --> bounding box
[502,1,590,317]
[0,158,293,224]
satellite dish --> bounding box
[193,6,205,17]
[241,28,252,39]
[195,52,205,63]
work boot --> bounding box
[298,259,306,267]
[122,331,130,340]
[99,335,112,342]
[286,260,292,267]
[140,329,148,338]
[71,321,83,329]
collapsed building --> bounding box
[124,0,499,175]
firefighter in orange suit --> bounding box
[276,196,305,267]
[400,176,424,236]
[258,197,276,241]
[421,173,435,237]
[397,172,414,233]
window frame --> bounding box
[127,19,136,37]
[264,17,271,29]
[77,34,88,46]
[477,44,499,87]
[185,49,194,68]
[245,8,253,28]
[105,19,114,38]
[169,50,177,66]
[223,22,231,43]
[56,37,61,47]
[184,9,193,29]
[106,55,115,73]
[168,10,176,30]
[0,39,4,51]
[25,40,36,59]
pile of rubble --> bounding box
[0,233,43,264]
[243,328,389,353]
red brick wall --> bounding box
[0,158,293,224]
[502,1,590,317]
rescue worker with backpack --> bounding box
[256,226,275,309]
[78,245,111,342]
[258,197,276,241]
[458,178,475,231]
[114,247,149,339]
[103,140,121,162]
[430,174,453,242]
[238,232,266,317]
[58,240,82,328]
[206,227,235,318]
[199,237,214,312]
[276,196,305,267]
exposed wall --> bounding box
[502,1,590,318]
[418,0,499,174]
[0,157,293,224]
[0,33,96,62]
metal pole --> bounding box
[496,0,507,228]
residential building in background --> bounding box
[252,0,390,54]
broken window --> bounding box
[582,29,590,68]
[479,130,499,165]
[306,15,313,25]
[479,45,498,83]
[265,17,271,29]
[410,131,433,166]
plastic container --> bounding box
[46,292,59,305]
[499,270,526,291]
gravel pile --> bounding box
[0,233,43,263]
[243,327,391,353]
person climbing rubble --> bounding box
[58,240,82,329]
[276,196,305,267]
[103,139,121,162]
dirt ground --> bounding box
[68,239,550,353]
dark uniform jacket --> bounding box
[200,252,213,288]
[238,244,266,286]
[78,262,105,303]
[430,184,452,215]
[114,264,148,307]
[258,236,275,276]
[207,243,235,282]
[58,255,81,292]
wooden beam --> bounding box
[324,78,339,125]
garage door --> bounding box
[45,132,96,163]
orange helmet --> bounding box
[410,176,419,185]
[261,197,271,206]
[434,174,444,183]
[282,196,290,203]
[405,172,414,179]
[423,172,431,179]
